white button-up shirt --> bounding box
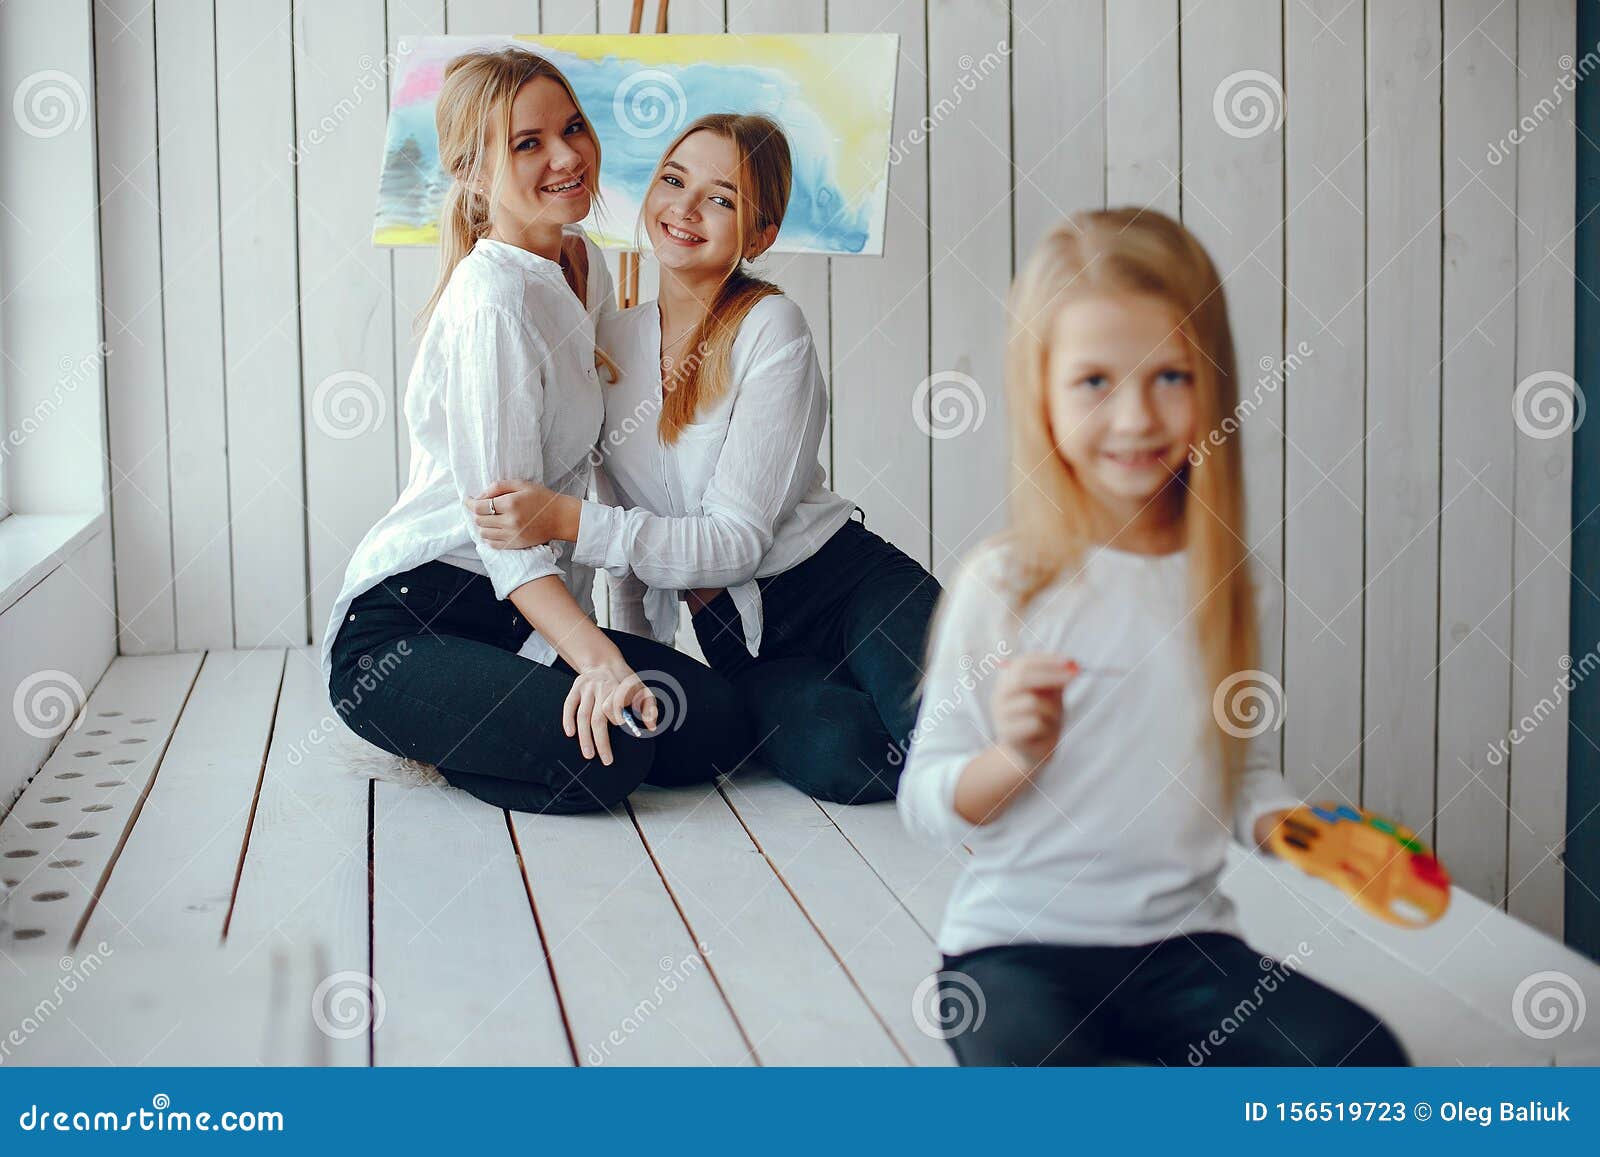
[574,294,855,654]
[898,544,1302,956]
[319,228,610,685]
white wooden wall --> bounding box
[92,0,1576,936]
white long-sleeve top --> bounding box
[572,294,855,655]
[319,228,611,685]
[898,540,1302,956]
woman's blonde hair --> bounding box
[647,113,792,443]
[419,47,600,330]
[1003,207,1256,807]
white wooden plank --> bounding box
[0,528,115,809]
[295,1,400,637]
[216,0,310,648]
[84,649,285,948]
[511,800,751,1066]
[0,652,202,950]
[1509,0,1576,936]
[928,0,1011,580]
[817,797,964,941]
[1282,0,1366,804]
[94,0,175,654]
[1105,0,1180,214]
[629,782,902,1064]
[1436,0,1518,907]
[829,0,931,569]
[1363,0,1441,831]
[372,781,571,1064]
[1180,0,1285,678]
[1012,0,1104,257]
[155,0,233,650]
[723,774,951,1065]
[1225,849,1552,1065]
[225,647,368,1065]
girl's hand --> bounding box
[992,654,1080,773]
[1252,808,1293,850]
[467,479,567,549]
[561,657,661,765]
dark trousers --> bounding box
[691,518,941,804]
[328,560,753,814]
[938,933,1411,1067]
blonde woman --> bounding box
[324,49,750,813]
[897,209,1408,1067]
[470,114,941,805]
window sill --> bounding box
[0,511,107,618]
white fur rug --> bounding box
[326,726,455,791]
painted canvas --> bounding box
[375,34,900,255]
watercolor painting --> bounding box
[374,34,900,255]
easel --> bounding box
[617,0,671,310]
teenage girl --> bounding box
[468,114,941,805]
[324,49,751,814]
[898,209,1409,1067]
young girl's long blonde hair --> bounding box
[647,113,792,443]
[419,47,600,331]
[1005,208,1257,807]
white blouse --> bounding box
[319,228,611,685]
[898,542,1302,956]
[574,294,855,654]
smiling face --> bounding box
[485,76,597,236]
[642,128,774,280]
[1044,290,1197,535]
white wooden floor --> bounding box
[2,648,1598,1067]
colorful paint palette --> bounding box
[1267,803,1451,928]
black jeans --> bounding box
[328,560,753,814]
[690,517,941,804]
[938,933,1411,1067]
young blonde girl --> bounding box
[323,49,750,813]
[898,209,1408,1067]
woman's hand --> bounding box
[992,654,1080,773]
[561,656,661,765]
[466,480,580,548]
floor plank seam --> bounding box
[221,649,288,943]
[813,798,941,945]
[504,808,581,1066]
